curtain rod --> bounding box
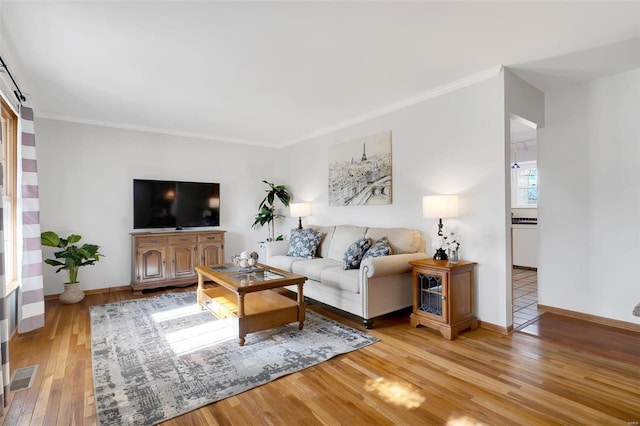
[0,55,26,103]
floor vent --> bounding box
[9,365,38,393]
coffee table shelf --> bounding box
[201,286,299,318]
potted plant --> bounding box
[251,180,291,242]
[41,231,103,304]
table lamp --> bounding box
[290,203,311,230]
[422,195,459,260]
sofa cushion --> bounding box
[292,258,341,281]
[342,237,372,270]
[363,236,392,260]
[327,225,367,261]
[320,266,360,293]
[310,225,336,259]
[287,228,322,258]
[365,227,422,254]
[268,255,306,272]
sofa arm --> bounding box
[360,253,427,279]
[262,240,290,263]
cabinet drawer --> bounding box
[136,236,168,247]
[169,235,197,245]
[198,233,222,243]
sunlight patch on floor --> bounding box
[364,377,425,409]
[151,304,204,323]
[447,415,486,425]
[165,319,237,356]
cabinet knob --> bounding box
[441,296,446,300]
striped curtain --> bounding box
[17,102,44,333]
[0,105,10,413]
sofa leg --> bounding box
[363,318,374,329]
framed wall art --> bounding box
[328,130,392,206]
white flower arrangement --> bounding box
[433,227,461,252]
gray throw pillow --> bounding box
[287,228,322,258]
[342,237,372,270]
[362,236,393,261]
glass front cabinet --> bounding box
[409,258,477,340]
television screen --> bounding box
[133,179,220,229]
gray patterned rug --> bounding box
[90,291,377,425]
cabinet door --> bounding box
[198,243,222,266]
[136,246,167,283]
[170,245,197,279]
[512,227,538,268]
[414,268,449,323]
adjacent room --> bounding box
[0,1,639,424]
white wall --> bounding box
[279,75,510,326]
[36,119,279,295]
[538,68,640,324]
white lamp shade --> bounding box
[290,202,312,217]
[422,195,459,218]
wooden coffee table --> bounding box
[195,263,307,346]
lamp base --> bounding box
[433,248,448,261]
[297,217,303,230]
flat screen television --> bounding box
[133,179,220,230]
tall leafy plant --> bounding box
[41,231,103,284]
[252,180,291,242]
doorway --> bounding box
[510,116,542,329]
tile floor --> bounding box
[513,267,543,329]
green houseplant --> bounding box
[251,180,291,242]
[41,231,103,303]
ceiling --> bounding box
[510,118,536,145]
[1,2,639,147]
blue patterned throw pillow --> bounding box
[287,228,322,258]
[342,237,372,270]
[362,236,393,261]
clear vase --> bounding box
[448,249,459,264]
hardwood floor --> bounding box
[518,312,640,366]
[2,286,639,425]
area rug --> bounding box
[90,291,378,425]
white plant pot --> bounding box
[59,282,85,304]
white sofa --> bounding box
[263,225,426,328]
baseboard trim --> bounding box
[85,286,131,295]
[45,285,132,300]
[538,304,640,333]
[479,320,512,335]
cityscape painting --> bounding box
[328,130,392,206]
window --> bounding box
[511,161,537,208]
[1,96,19,293]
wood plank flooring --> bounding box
[2,285,639,425]
[518,312,640,366]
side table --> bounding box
[409,258,478,340]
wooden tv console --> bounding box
[130,230,225,294]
